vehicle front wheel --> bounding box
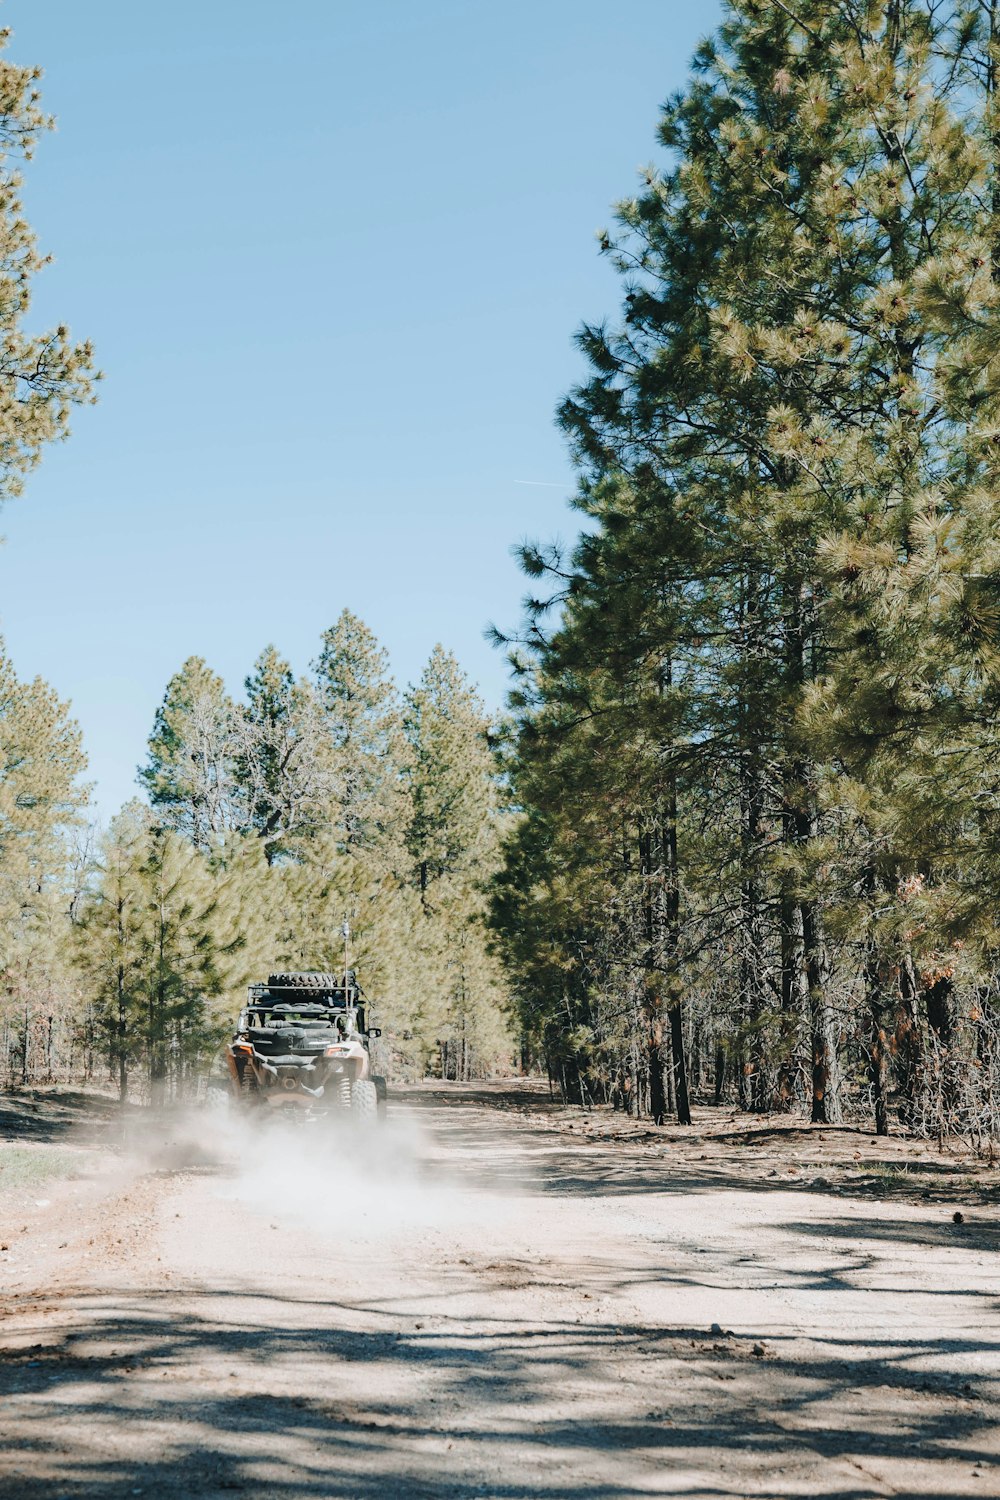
[351,1079,378,1122]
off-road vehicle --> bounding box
[221,970,387,1123]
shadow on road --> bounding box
[404,1087,1000,1213]
[0,1282,997,1499]
[2,1082,998,1498]
[0,1089,126,1146]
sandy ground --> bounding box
[0,1081,997,1500]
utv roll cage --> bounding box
[241,972,368,1031]
[247,981,360,1006]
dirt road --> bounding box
[0,1083,997,1499]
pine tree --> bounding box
[405,647,512,1077]
[0,28,96,511]
[140,829,244,1104]
[237,646,331,862]
[75,808,246,1103]
[73,803,150,1101]
[313,610,410,871]
[0,23,96,1081]
[140,658,240,850]
[496,0,1000,1128]
[404,646,498,900]
[0,638,88,1000]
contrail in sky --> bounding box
[514,480,565,488]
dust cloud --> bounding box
[112,1093,512,1249]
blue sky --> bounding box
[1,0,722,815]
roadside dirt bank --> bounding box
[0,1081,997,1499]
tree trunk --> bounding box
[926,974,955,1129]
[896,955,922,1126]
[866,948,890,1137]
[714,1043,727,1105]
[804,897,841,1124]
[862,872,889,1136]
[737,1046,751,1112]
[738,569,770,1109]
[647,1011,667,1126]
[779,577,817,1115]
[117,959,129,1104]
[149,983,167,1109]
[787,761,841,1127]
[662,736,691,1125]
[669,1003,692,1126]
[777,888,805,1108]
